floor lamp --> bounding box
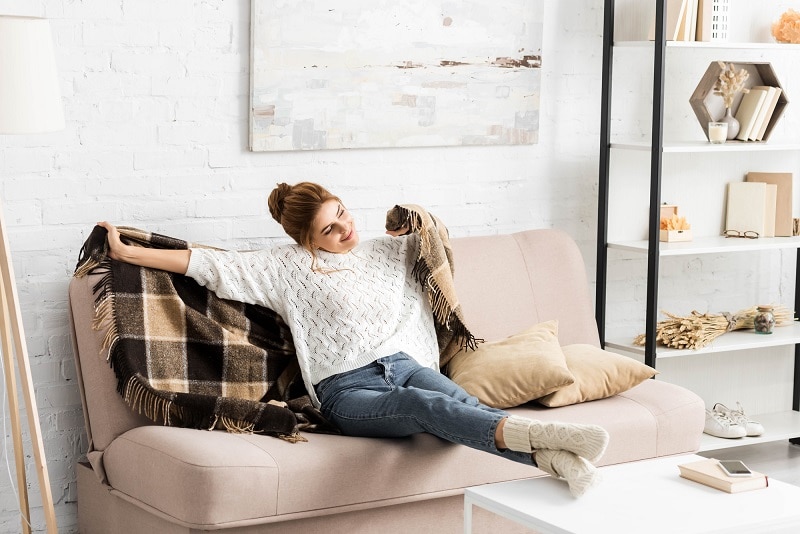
[0,15,63,534]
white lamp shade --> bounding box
[0,15,65,134]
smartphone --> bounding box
[718,460,753,477]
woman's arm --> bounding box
[97,221,191,274]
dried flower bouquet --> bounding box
[773,9,800,44]
[713,61,749,110]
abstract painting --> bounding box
[250,0,543,151]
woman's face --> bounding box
[311,199,359,254]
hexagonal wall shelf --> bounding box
[689,61,789,141]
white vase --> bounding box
[719,108,739,140]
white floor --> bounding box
[699,440,800,486]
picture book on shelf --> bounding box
[678,458,768,493]
[752,86,782,141]
[648,0,689,41]
[725,182,767,237]
[734,88,768,141]
[745,172,793,237]
[747,85,778,141]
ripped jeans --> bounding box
[314,352,534,466]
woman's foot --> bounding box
[502,416,609,463]
[535,449,601,497]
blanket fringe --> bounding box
[278,432,308,443]
[220,416,256,434]
[123,376,174,425]
[74,258,100,278]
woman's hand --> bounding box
[97,221,127,261]
[96,221,191,274]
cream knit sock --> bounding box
[535,449,601,498]
[502,416,609,463]
[501,416,534,453]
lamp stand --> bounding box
[0,199,57,533]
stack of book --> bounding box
[733,86,784,142]
[650,0,730,42]
[725,172,794,238]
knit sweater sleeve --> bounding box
[184,248,280,311]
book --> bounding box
[734,88,768,141]
[648,0,689,41]
[746,172,794,237]
[676,0,693,41]
[697,0,730,42]
[688,0,699,41]
[753,86,782,141]
[747,86,779,141]
[725,182,766,237]
[763,184,777,238]
[678,458,768,493]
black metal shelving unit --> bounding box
[595,0,800,446]
[596,0,667,369]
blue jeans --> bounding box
[315,352,534,466]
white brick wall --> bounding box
[0,0,795,531]
[0,1,602,530]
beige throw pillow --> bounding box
[537,344,658,407]
[447,320,575,409]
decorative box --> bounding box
[660,204,693,242]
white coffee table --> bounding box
[464,454,800,534]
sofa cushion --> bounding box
[101,378,703,529]
[447,320,574,408]
[538,344,658,407]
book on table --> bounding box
[678,458,768,493]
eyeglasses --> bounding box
[723,230,759,239]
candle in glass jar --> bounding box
[708,122,727,144]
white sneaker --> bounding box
[713,402,764,437]
[704,408,746,439]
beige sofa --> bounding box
[69,228,705,533]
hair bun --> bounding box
[268,182,292,223]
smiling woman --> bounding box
[98,181,609,498]
[312,199,359,254]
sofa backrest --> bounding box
[451,229,599,346]
[68,228,599,453]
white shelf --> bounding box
[606,322,800,359]
[608,236,800,256]
[699,410,800,452]
[605,7,800,456]
[610,140,800,152]
[615,41,800,51]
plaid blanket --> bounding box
[385,205,481,367]
[74,210,478,441]
[74,226,328,442]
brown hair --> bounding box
[268,182,341,265]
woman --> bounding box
[98,181,608,497]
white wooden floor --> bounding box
[699,440,800,486]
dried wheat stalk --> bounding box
[633,305,794,350]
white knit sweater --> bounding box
[184,234,439,407]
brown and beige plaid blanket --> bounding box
[74,208,478,441]
[385,205,481,367]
